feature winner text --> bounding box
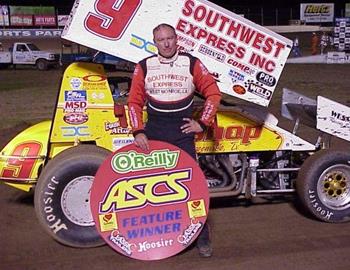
[122,210,182,252]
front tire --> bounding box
[36,59,48,70]
[34,145,111,247]
[296,149,350,223]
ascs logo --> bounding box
[99,169,191,212]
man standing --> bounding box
[311,32,319,55]
[127,23,221,257]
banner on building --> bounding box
[334,17,350,51]
[9,6,56,26]
[300,3,334,23]
[62,0,292,107]
[0,5,9,26]
[0,29,62,38]
[346,3,350,18]
[58,15,69,27]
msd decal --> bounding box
[90,141,209,260]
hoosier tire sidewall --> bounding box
[34,145,110,247]
[296,149,350,223]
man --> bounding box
[127,23,221,257]
[311,32,319,55]
[292,37,301,57]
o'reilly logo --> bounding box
[111,150,180,173]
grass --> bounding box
[0,68,62,129]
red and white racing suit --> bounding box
[128,51,221,157]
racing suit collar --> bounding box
[158,50,179,64]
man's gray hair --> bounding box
[152,23,176,37]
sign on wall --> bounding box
[62,0,292,107]
[300,3,334,23]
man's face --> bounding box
[153,26,177,58]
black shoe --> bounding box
[197,242,213,258]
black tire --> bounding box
[34,145,111,247]
[36,59,48,70]
[296,149,350,223]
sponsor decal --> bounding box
[61,126,89,137]
[228,69,245,82]
[70,77,82,89]
[81,75,107,90]
[64,101,87,113]
[226,58,256,75]
[187,199,206,219]
[64,90,86,102]
[246,81,272,100]
[112,137,134,151]
[90,141,209,260]
[91,92,105,100]
[63,113,88,125]
[232,84,246,95]
[177,34,197,53]
[256,71,276,87]
[99,213,118,232]
[105,121,130,135]
[330,110,350,122]
[82,75,107,82]
[111,150,179,174]
[177,219,202,245]
[109,230,136,255]
[197,124,262,144]
[198,44,225,63]
[130,33,157,54]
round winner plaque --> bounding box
[90,140,209,260]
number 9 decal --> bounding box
[1,142,42,180]
[85,0,142,40]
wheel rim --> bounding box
[317,164,350,210]
[61,176,95,226]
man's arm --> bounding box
[127,63,147,135]
[127,63,149,151]
[192,59,222,129]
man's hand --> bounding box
[134,133,149,151]
[181,118,203,134]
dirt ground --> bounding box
[1,59,350,269]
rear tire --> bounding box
[34,145,111,247]
[296,149,350,223]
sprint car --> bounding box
[1,62,349,248]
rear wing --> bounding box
[282,88,350,142]
[62,0,292,107]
